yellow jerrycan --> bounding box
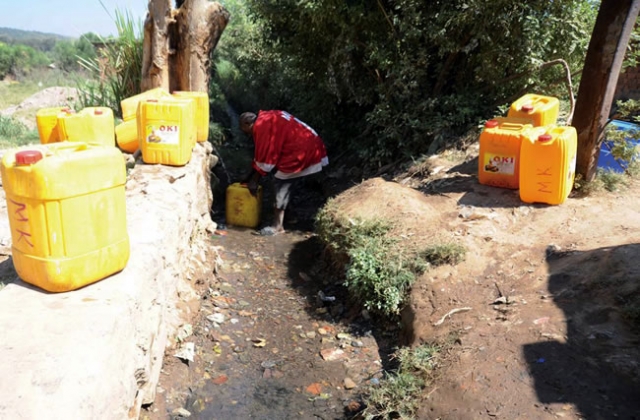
[137,98,196,166]
[507,93,560,127]
[56,107,116,147]
[115,119,139,153]
[172,91,210,143]
[226,183,263,228]
[0,142,130,292]
[36,106,70,144]
[120,87,172,121]
[519,126,577,205]
[478,117,533,189]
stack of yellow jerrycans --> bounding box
[478,93,577,205]
[115,87,209,166]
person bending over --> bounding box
[239,110,328,236]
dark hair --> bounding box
[239,112,257,129]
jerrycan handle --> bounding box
[501,122,525,131]
[45,141,89,156]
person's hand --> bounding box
[248,178,259,196]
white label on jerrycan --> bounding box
[483,152,516,175]
[144,124,180,144]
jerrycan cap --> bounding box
[538,134,553,143]
[94,109,104,115]
[15,150,43,165]
[521,104,534,112]
[485,119,499,128]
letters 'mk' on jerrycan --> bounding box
[0,142,130,292]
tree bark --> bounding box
[573,0,640,181]
[171,0,229,92]
[141,0,173,91]
[142,0,230,93]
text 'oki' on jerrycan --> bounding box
[478,117,533,189]
[0,142,130,292]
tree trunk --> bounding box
[142,0,230,93]
[141,0,173,91]
[573,0,640,181]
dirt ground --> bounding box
[325,146,640,419]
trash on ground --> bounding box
[174,342,195,363]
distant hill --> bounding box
[0,27,69,42]
[0,27,70,52]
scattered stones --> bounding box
[351,340,364,348]
[305,331,317,339]
[318,328,328,335]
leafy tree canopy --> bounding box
[215,0,598,166]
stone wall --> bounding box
[0,142,217,419]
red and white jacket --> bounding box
[251,110,328,179]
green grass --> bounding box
[0,69,76,109]
[362,343,441,420]
[0,116,39,148]
[315,202,465,317]
[420,243,466,266]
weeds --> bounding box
[76,8,143,117]
[0,115,39,147]
[421,243,466,266]
[319,212,414,316]
[315,202,465,317]
[362,343,441,420]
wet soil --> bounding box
[149,228,396,420]
[144,139,393,419]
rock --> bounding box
[343,377,357,389]
[171,407,192,418]
[320,348,346,361]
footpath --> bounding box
[0,142,217,419]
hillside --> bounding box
[0,27,68,41]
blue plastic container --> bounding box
[597,119,640,173]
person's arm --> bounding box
[245,169,261,196]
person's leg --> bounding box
[269,177,296,233]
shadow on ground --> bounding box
[524,244,640,419]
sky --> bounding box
[0,0,149,38]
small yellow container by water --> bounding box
[226,183,263,228]
[519,126,577,205]
[478,117,533,189]
[36,107,70,144]
[0,142,130,292]
[120,87,172,122]
[138,98,196,166]
[115,119,139,153]
[172,91,209,143]
[507,93,560,127]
